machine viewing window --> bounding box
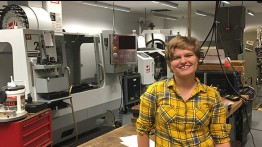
[119,36,136,49]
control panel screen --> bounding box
[119,36,136,49]
[111,34,137,64]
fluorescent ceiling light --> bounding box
[195,10,214,17]
[221,1,231,4]
[151,1,178,9]
[82,1,131,12]
[247,9,255,16]
[153,13,178,20]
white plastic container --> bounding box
[0,76,27,122]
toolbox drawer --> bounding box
[0,109,52,147]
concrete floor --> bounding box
[53,111,133,147]
[244,110,262,147]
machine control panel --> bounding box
[110,34,137,64]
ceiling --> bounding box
[99,1,262,18]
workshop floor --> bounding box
[54,111,133,147]
[244,110,262,147]
[55,110,262,147]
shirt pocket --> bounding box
[193,106,211,128]
[157,104,177,124]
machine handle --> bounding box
[152,62,155,77]
[64,67,72,94]
[98,63,105,85]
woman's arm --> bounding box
[136,83,157,147]
[137,132,149,147]
[209,89,231,146]
[215,142,230,147]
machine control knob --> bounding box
[113,53,118,57]
[113,46,117,50]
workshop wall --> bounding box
[243,29,260,108]
[165,15,214,41]
[62,1,165,35]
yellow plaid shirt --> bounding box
[136,78,231,147]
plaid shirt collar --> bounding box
[166,77,207,93]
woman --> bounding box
[136,36,231,147]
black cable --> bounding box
[225,57,237,72]
[201,1,250,104]
[106,110,116,124]
[201,1,220,61]
[107,109,122,128]
[240,86,256,101]
[203,27,215,60]
[151,33,154,48]
[200,22,215,49]
[224,57,245,88]
[212,7,256,147]
[201,2,256,146]
[200,1,220,49]
[214,2,244,101]
[216,15,248,103]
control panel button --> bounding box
[113,53,118,57]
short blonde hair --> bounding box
[165,36,200,65]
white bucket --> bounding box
[4,85,26,114]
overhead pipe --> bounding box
[188,1,192,37]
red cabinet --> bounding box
[0,109,52,147]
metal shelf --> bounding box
[37,95,72,104]
[33,64,61,70]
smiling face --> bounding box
[165,36,200,79]
[170,48,199,79]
